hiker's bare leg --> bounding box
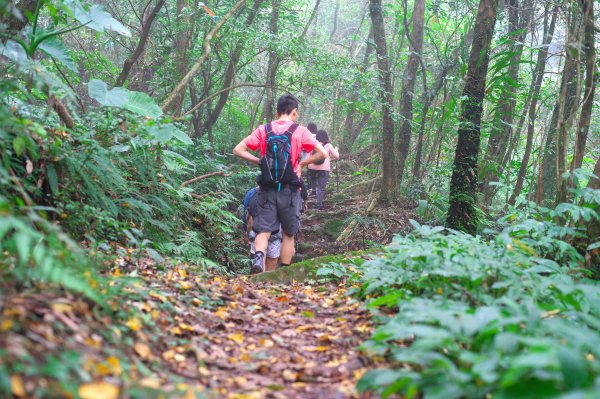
[254,232,271,268]
[266,257,278,271]
[280,232,295,264]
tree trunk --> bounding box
[262,0,281,122]
[369,0,395,203]
[201,0,264,132]
[481,0,533,204]
[542,1,583,205]
[330,0,341,40]
[115,0,165,87]
[341,28,374,154]
[508,3,558,205]
[396,0,425,184]
[570,0,595,172]
[170,0,192,116]
[446,0,499,234]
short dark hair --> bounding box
[276,94,299,116]
[307,122,317,134]
[316,129,330,145]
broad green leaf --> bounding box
[46,164,59,194]
[64,0,131,37]
[38,35,77,72]
[12,136,27,156]
[124,91,162,118]
[88,79,128,107]
[0,40,27,63]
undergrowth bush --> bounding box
[337,190,600,398]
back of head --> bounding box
[316,129,330,145]
[276,93,299,116]
[307,122,317,135]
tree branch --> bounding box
[161,0,246,112]
[180,171,233,187]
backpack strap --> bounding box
[286,123,299,135]
[265,123,272,135]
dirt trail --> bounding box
[1,262,384,399]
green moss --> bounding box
[250,249,382,284]
[323,218,345,238]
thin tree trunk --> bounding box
[446,0,499,234]
[396,0,426,184]
[201,0,264,132]
[341,28,374,154]
[330,0,341,40]
[262,0,281,122]
[482,0,533,204]
[115,0,165,87]
[508,3,558,205]
[571,0,595,172]
[554,1,584,204]
[370,0,395,203]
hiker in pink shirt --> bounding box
[233,94,326,273]
[308,129,340,210]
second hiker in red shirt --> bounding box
[233,94,326,273]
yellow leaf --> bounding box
[177,269,188,278]
[11,375,25,397]
[174,353,186,362]
[149,291,167,302]
[306,346,329,352]
[52,303,73,313]
[162,349,175,361]
[214,307,228,320]
[126,317,142,331]
[139,378,161,389]
[179,323,194,331]
[192,298,203,306]
[106,356,121,375]
[134,343,152,359]
[0,318,13,332]
[78,382,119,399]
[182,390,197,399]
[180,281,192,290]
[228,333,244,344]
[282,369,297,382]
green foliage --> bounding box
[353,192,600,398]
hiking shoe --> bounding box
[251,252,264,274]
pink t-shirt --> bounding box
[308,143,340,171]
[244,120,318,177]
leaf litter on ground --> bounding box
[0,256,386,399]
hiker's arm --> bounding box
[299,143,326,167]
[330,144,340,160]
[233,140,260,165]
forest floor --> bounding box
[1,187,415,399]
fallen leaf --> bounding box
[11,375,25,397]
[125,317,142,331]
[0,318,13,332]
[228,333,244,344]
[78,382,119,399]
[52,303,73,313]
[282,369,298,382]
[134,343,152,359]
[139,378,161,389]
[214,307,228,319]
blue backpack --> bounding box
[241,187,258,232]
[257,123,300,191]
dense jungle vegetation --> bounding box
[1,0,600,397]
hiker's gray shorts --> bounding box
[252,186,301,235]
